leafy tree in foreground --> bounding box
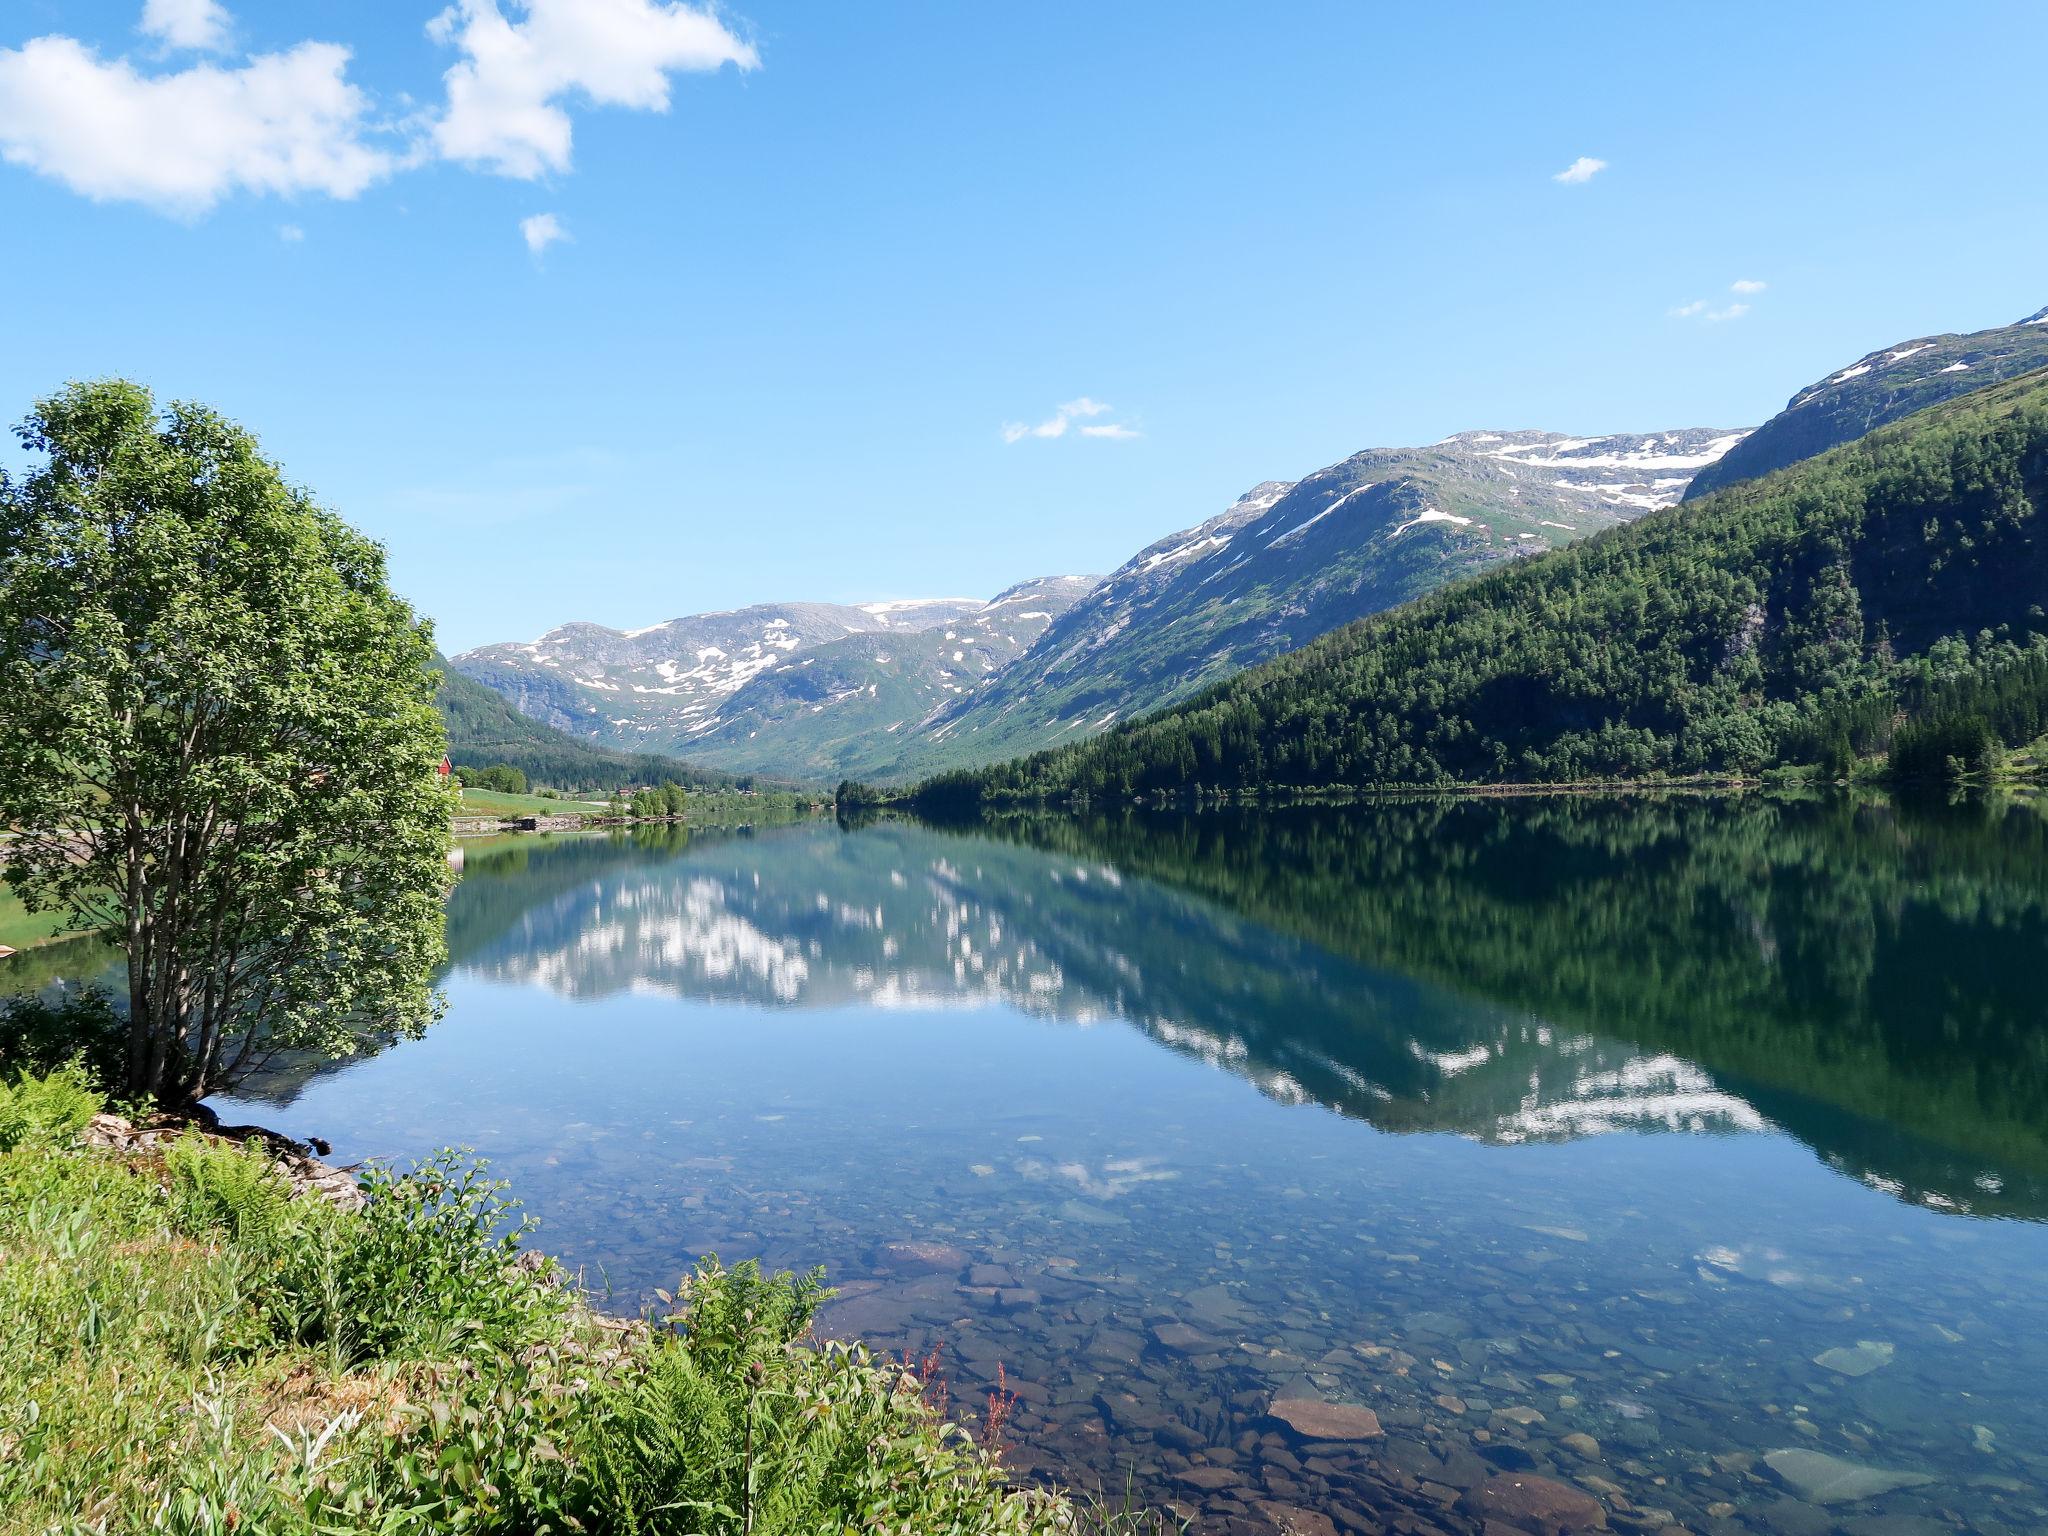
[0,380,451,1104]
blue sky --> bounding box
[3,0,2045,652]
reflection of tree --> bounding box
[969,794,2048,1219]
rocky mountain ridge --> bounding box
[1684,303,2048,500]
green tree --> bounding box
[0,381,451,1104]
[660,779,686,816]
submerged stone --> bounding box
[1812,1339,1894,1377]
[1267,1397,1385,1441]
[1762,1448,1935,1505]
[872,1239,967,1274]
[1458,1472,1609,1534]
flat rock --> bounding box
[1151,1322,1219,1354]
[1812,1340,1894,1378]
[872,1240,967,1275]
[1753,1507,1835,1536]
[1268,1397,1385,1442]
[1762,1449,1935,1506]
[1174,1466,1241,1491]
[1840,1517,1951,1536]
[1255,1503,1340,1536]
[1458,1473,1609,1535]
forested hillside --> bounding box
[915,372,2048,805]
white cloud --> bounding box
[277,221,304,241]
[1671,296,1750,323]
[141,0,232,53]
[1002,397,1138,444]
[0,35,395,214]
[520,210,567,254]
[1552,155,1606,185]
[428,0,758,179]
[1730,278,1767,295]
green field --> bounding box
[0,886,93,954]
[455,788,610,818]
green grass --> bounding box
[456,787,610,818]
[0,1065,1170,1536]
[0,885,95,953]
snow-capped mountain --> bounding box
[882,426,1748,777]
[451,580,1099,772]
[1684,303,2048,500]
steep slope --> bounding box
[1685,304,2048,499]
[920,371,2048,803]
[885,427,1746,778]
[675,577,1099,779]
[434,660,737,790]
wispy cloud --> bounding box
[1001,397,1138,444]
[1672,279,1767,323]
[1552,155,1606,185]
[1671,297,1750,323]
[277,222,304,242]
[520,210,568,256]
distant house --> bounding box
[437,756,453,782]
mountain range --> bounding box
[926,368,2048,803]
[1685,304,2048,499]
[447,302,2047,789]
[453,428,1747,781]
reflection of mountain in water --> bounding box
[444,822,1778,1155]
[977,796,2048,1222]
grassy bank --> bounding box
[0,1066,1155,1535]
[0,886,95,954]
[456,787,611,818]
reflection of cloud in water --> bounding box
[1016,1155,1179,1201]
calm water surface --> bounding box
[211,798,2048,1535]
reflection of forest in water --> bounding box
[423,795,2048,1221]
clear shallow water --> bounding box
[210,800,2048,1534]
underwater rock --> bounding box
[1458,1472,1609,1534]
[1762,1449,1935,1505]
[1813,1340,1895,1378]
[1268,1398,1386,1441]
[872,1239,968,1274]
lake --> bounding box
[203,796,2048,1534]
